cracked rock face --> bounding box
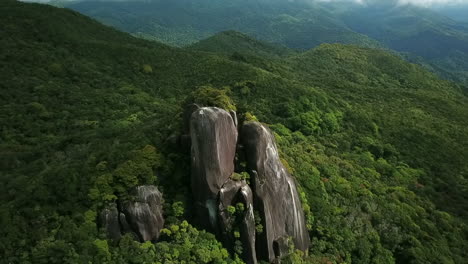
[238,183,258,264]
[122,185,165,242]
[218,179,257,264]
[218,179,246,233]
[99,185,165,242]
[190,107,238,230]
[99,203,121,241]
[241,122,310,262]
[189,109,310,263]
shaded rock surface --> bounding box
[122,185,165,242]
[218,179,246,233]
[273,236,289,260]
[99,203,121,241]
[190,107,238,230]
[238,183,258,264]
[188,108,309,263]
[218,179,257,264]
[99,185,164,242]
[241,122,310,262]
[183,103,201,133]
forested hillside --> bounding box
[64,0,468,89]
[188,30,294,58]
[433,4,468,22]
[65,0,382,49]
[334,3,468,88]
[1,1,468,263]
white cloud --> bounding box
[21,0,468,6]
[397,0,468,6]
[337,0,468,6]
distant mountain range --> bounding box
[63,0,468,87]
[64,0,383,48]
[433,4,468,22]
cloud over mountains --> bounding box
[23,0,468,7]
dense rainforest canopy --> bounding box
[65,0,468,88]
[1,0,468,263]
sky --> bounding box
[321,0,468,6]
[24,0,468,6]
[397,0,468,6]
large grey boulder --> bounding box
[190,107,238,230]
[121,185,165,242]
[241,122,310,262]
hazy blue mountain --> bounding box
[63,0,468,87]
[335,3,468,86]
[338,4,468,58]
[432,4,468,22]
[65,0,383,49]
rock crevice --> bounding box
[189,106,310,263]
[101,106,310,263]
[241,122,310,262]
[99,185,165,242]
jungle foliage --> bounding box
[1,1,468,263]
[65,0,468,89]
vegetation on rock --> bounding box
[1,1,468,263]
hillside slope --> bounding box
[433,4,468,22]
[65,0,382,49]
[64,0,468,88]
[188,30,293,57]
[1,1,468,263]
[337,3,468,86]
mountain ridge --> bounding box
[1,1,468,263]
[66,0,384,49]
[188,30,294,57]
[63,0,468,88]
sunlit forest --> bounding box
[1,0,468,263]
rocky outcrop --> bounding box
[188,107,309,263]
[218,179,257,264]
[99,203,121,241]
[190,107,238,230]
[99,185,164,242]
[121,185,165,242]
[238,183,257,264]
[188,107,257,263]
[218,179,246,234]
[241,122,310,262]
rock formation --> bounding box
[189,107,258,263]
[188,107,310,263]
[99,203,121,241]
[190,107,238,231]
[218,179,257,264]
[238,182,257,264]
[99,185,164,242]
[121,185,165,242]
[241,122,310,262]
